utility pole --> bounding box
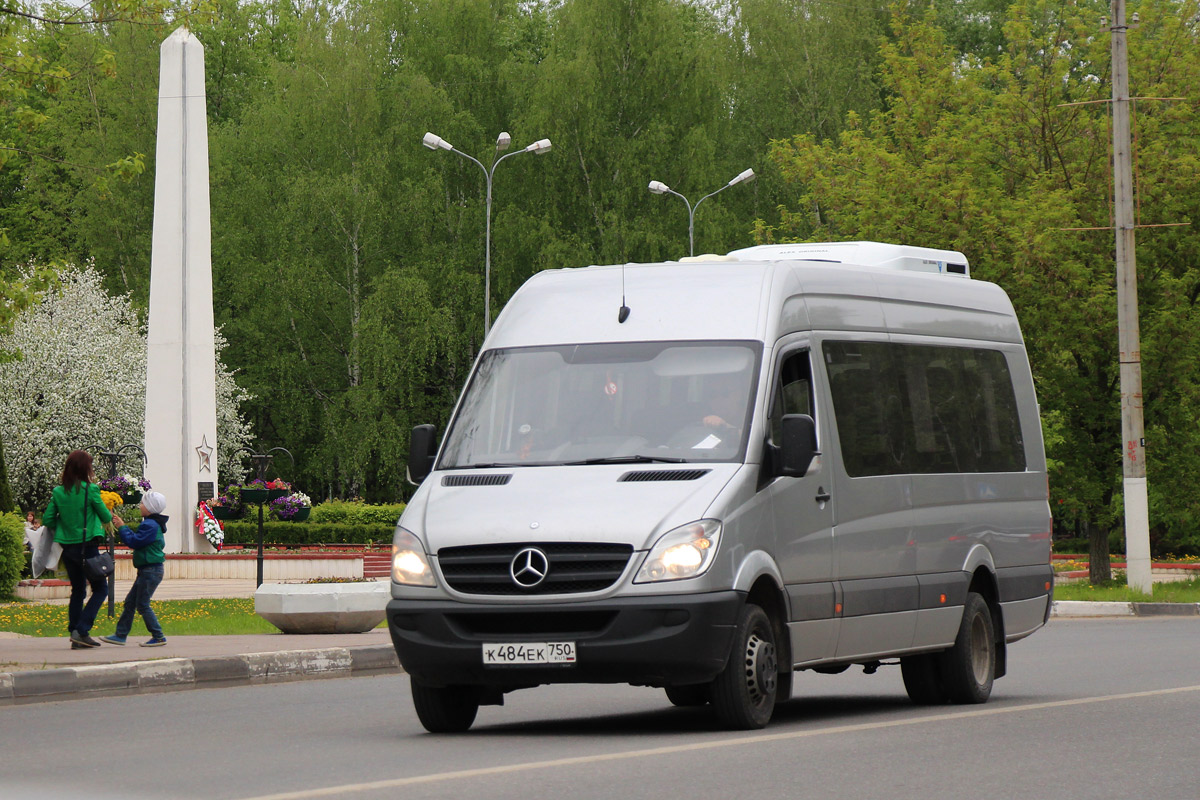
[1110,0,1152,594]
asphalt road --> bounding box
[2,617,1198,800]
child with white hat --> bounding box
[101,491,169,647]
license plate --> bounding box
[482,642,576,666]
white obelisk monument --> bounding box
[144,27,218,553]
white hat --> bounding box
[142,491,167,516]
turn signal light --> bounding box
[939,593,947,604]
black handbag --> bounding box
[80,482,115,581]
[83,550,115,581]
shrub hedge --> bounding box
[215,501,404,527]
[307,501,405,526]
[0,512,25,597]
[220,521,393,545]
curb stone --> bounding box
[0,644,401,706]
[1052,601,1134,617]
[1052,600,1200,617]
[1131,602,1200,616]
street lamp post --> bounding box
[648,169,756,257]
[423,131,552,337]
[234,446,294,587]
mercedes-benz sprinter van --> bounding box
[388,241,1053,732]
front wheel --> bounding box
[939,591,995,704]
[710,603,778,729]
[411,680,480,733]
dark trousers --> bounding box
[60,542,108,635]
[114,564,165,639]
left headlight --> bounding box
[392,527,435,587]
[634,520,721,583]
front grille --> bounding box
[438,542,634,596]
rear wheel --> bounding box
[411,680,480,733]
[664,684,710,707]
[939,592,995,704]
[900,653,948,705]
[710,603,778,729]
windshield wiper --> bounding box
[459,462,529,469]
[563,455,690,465]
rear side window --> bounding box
[824,341,1026,476]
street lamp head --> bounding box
[729,168,756,186]
[648,180,670,195]
[422,132,453,151]
[525,138,552,154]
[496,131,512,152]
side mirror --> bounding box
[407,424,437,485]
[779,414,818,477]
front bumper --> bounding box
[387,591,743,688]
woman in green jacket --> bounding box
[42,450,113,648]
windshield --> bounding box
[439,341,762,468]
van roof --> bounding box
[487,251,1020,350]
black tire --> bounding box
[410,680,480,733]
[900,653,949,705]
[664,684,710,707]
[710,603,779,729]
[939,591,995,704]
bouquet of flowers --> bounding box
[100,490,124,511]
[196,501,224,550]
[269,490,311,521]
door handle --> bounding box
[815,487,831,503]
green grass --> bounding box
[0,597,279,638]
[1055,576,1200,603]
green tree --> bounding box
[726,0,889,145]
[763,0,1200,576]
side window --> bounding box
[824,342,907,476]
[824,340,1026,476]
[769,350,814,445]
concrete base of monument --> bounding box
[254,581,389,634]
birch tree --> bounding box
[0,263,253,509]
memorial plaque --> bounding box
[198,482,215,502]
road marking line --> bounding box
[238,683,1200,800]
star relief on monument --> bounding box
[195,435,214,473]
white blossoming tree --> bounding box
[0,263,253,510]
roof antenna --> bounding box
[618,262,631,323]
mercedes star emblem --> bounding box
[510,547,549,588]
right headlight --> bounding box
[635,520,721,583]
[391,527,435,586]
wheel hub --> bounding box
[745,633,777,704]
[969,613,992,685]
